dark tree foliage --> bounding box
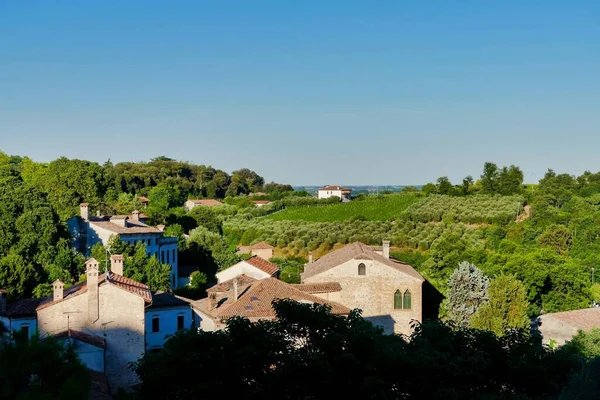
[135,300,582,400]
[0,332,90,399]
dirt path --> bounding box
[517,205,531,223]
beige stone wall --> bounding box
[252,248,273,260]
[538,315,579,346]
[38,284,146,392]
[312,291,341,302]
[303,259,422,336]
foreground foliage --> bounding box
[135,300,583,400]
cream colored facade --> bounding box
[303,257,423,336]
[37,283,146,391]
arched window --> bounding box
[393,290,402,309]
[403,290,412,310]
[358,263,366,276]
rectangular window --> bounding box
[177,315,184,330]
[167,251,170,263]
[20,325,29,337]
[161,251,165,263]
[152,316,160,333]
[172,249,176,263]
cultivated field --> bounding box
[266,193,422,222]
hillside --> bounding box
[266,192,422,222]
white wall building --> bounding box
[68,203,180,288]
[215,256,280,283]
[317,185,352,201]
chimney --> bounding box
[0,290,6,314]
[85,258,100,323]
[209,293,217,310]
[110,254,124,275]
[382,240,390,259]
[308,252,313,264]
[131,210,140,222]
[157,224,165,232]
[96,210,101,217]
[53,279,64,302]
[233,278,238,301]
[80,203,89,221]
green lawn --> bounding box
[266,193,422,222]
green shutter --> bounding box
[403,290,412,309]
[394,290,402,309]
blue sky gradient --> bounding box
[1,1,599,185]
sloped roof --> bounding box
[188,199,224,206]
[37,273,152,311]
[88,218,160,235]
[302,242,424,281]
[194,278,350,320]
[244,256,279,276]
[207,274,257,293]
[291,282,342,294]
[319,185,351,191]
[1,298,42,318]
[252,200,271,205]
[249,241,274,250]
[148,291,190,309]
[543,307,600,331]
[54,329,106,349]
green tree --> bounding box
[471,274,530,336]
[537,224,573,255]
[445,261,490,327]
[563,328,600,359]
[480,162,499,193]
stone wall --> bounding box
[37,284,146,392]
[303,258,423,336]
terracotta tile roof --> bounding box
[290,282,342,294]
[54,329,106,349]
[110,215,129,220]
[148,291,190,309]
[245,256,279,276]
[207,274,257,293]
[1,298,41,318]
[249,241,274,250]
[89,219,161,234]
[37,273,152,310]
[195,278,350,320]
[319,185,352,192]
[188,199,224,206]
[544,307,600,331]
[302,242,424,281]
[137,196,150,202]
[252,200,271,205]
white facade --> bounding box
[317,186,351,200]
[191,308,218,332]
[145,305,192,350]
[215,260,272,283]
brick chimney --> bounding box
[0,290,6,314]
[85,258,100,323]
[53,279,64,302]
[233,278,238,301]
[80,203,89,221]
[110,254,124,275]
[131,210,140,222]
[209,293,217,310]
[382,240,390,259]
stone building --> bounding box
[301,241,425,336]
[67,203,180,288]
[236,242,275,261]
[2,255,192,393]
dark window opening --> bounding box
[393,290,402,309]
[152,316,160,333]
[177,315,185,330]
[358,263,366,276]
[403,290,412,310]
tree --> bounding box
[563,328,600,359]
[189,206,222,233]
[537,224,573,255]
[498,165,524,195]
[0,332,90,398]
[480,162,499,193]
[461,175,474,195]
[445,261,490,327]
[436,176,454,195]
[471,274,530,336]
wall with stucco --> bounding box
[303,258,422,336]
[145,306,192,350]
[216,261,271,283]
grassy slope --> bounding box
[266,193,421,222]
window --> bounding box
[358,263,366,276]
[161,250,165,262]
[166,250,170,263]
[177,315,185,330]
[152,316,160,333]
[403,290,412,310]
[172,249,176,262]
[20,325,29,337]
[393,290,402,309]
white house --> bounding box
[215,256,280,283]
[317,185,352,201]
[145,291,192,351]
[0,290,39,340]
[67,203,180,288]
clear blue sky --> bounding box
[1,1,598,185]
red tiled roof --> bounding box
[252,200,271,205]
[37,273,152,311]
[291,282,342,294]
[207,274,257,293]
[54,329,106,349]
[195,278,350,320]
[319,185,352,192]
[302,242,424,281]
[188,199,224,206]
[544,308,600,331]
[245,256,279,276]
